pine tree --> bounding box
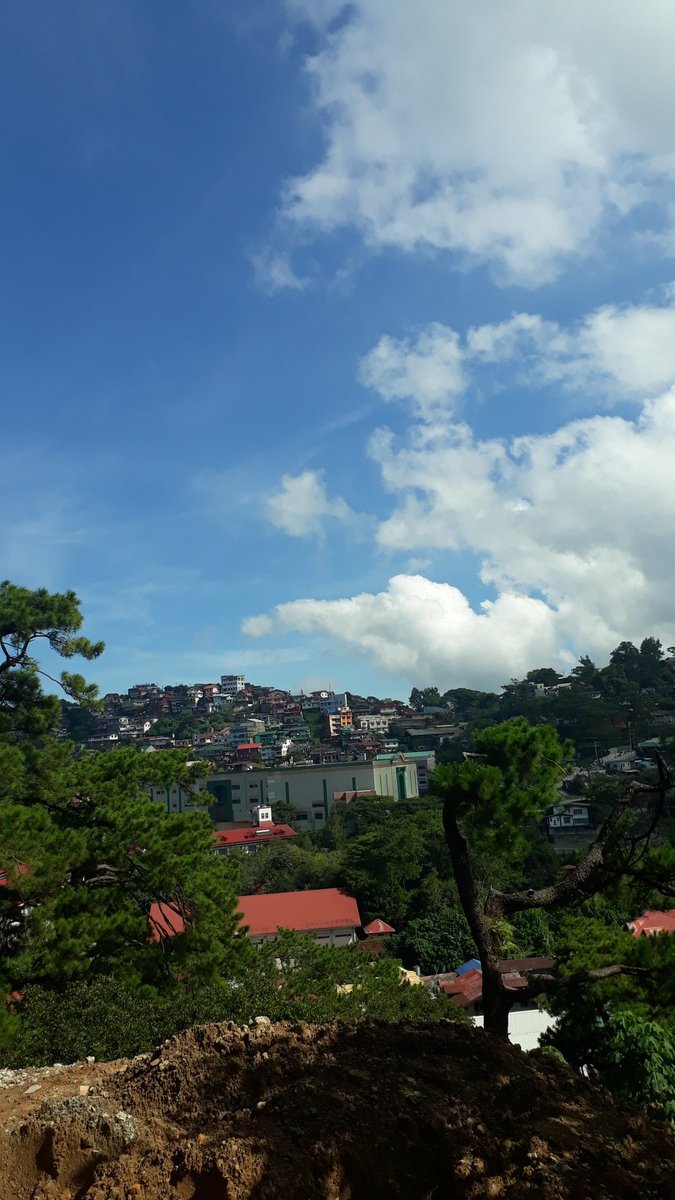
[0,582,249,1016]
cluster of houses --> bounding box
[68,675,472,767]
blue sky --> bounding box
[5,1,675,698]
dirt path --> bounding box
[1,1019,673,1198]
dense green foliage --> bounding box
[0,584,249,1061]
[5,933,465,1067]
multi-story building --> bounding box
[373,750,436,795]
[358,714,392,735]
[325,708,354,738]
[220,674,245,698]
[228,718,265,746]
[149,757,420,823]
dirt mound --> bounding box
[0,1019,673,1199]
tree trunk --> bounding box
[443,803,512,1039]
[481,966,511,1039]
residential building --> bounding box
[600,746,637,772]
[358,714,392,734]
[228,718,265,746]
[237,887,361,946]
[546,800,592,831]
[235,742,263,763]
[627,909,675,936]
[220,674,246,698]
[325,708,354,738]
[431,957,556,1051]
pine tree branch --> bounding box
[490,756,670,917]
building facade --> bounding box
[149,758,420,823]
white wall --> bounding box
[471,1007,555,1052]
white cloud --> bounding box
[265,470,355,538]
[251,249,310,294]
[358,324,467,419]
[245,300,675,686]
[278,1,675,283]
[368,387,675,656]
[358,291,675,417]
[243,574,561,690]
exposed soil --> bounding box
[0,1019,673,1199]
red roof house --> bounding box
[213,824,297,854]
[237,887,361,946]
[363,918,395,936]
[627,909,675,937]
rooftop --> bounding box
[214,824,297,848]
[627,909,675,937]
[237,888,361,937]
[363,918,395,935]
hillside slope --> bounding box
[0,1019,673,1199]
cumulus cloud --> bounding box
[278,0,675,283]
[243,574,562,690]
[244,380,675,679]
[264,470,355,537]
[246,304,675,686]
[358,324,467,419]
[358,291,675,416]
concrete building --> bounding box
[228,718,265,746]
[150,758,420,824]
[373,751,436,795]
[220,674,246,698]
[358,714,392,734]
[205,759,420,827]
[325,708,354,738]
[237,888,361,947]
[547,800,592,831]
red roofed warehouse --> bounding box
[238,888,361,947]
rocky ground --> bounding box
[0,1018,673,1199]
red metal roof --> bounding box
[628,909,675,936]
[438,968,483,1006]
[214,824,297,847]
[236,742,263,750]
[435,963,543,1007]
[364,918,395,935]
[0,864,29,888]
[148,901,187,942]
[237,888,361,937]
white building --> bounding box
[220,674,246,698]
[547,800,592,830]
[149,758,420,823]
[358,714,392,734]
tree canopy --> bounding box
[430,717,674,1039]
[0,583,248,1041]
